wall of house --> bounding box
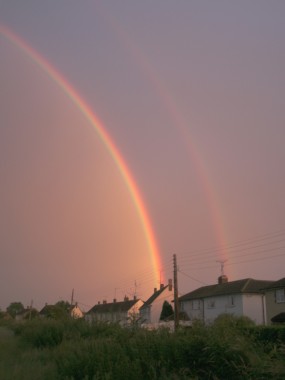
[180,299,204,321]
[86,300,143,325]
[242,294,265,325]
[265,290,285,324]
[128,300,144,323]
[140,305,151,323]
[148,287,174,324]
[71,306,83,319]
[204,294,243,323]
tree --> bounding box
[55,300,71,312]
[47,300,71,320]
[160,301,174,321]
[6,302,25,318]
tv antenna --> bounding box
[216,259,227,276]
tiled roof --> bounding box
[140,285,168,309]
[179,279,274,301]
[87,299,140,314]
[263,277,285,290]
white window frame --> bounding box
[276,288,285,303]
[227,295,235,308]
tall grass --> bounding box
[1,315,285,379]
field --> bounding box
[0,316,285,380]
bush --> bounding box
[4,317,285,379]
[17,320,64,348]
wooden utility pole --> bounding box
[71,288,74,306]
[173,254,179,331]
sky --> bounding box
[1,1,285,311]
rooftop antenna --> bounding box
[216,259,227,276]
[114,288,120,300]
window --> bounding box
[227,295,235,307]
[207,299,215,309]
[276,289,285,303]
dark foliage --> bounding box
[160,301,174,321]
[3,315,285,379]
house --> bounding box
[140,280,174,325]
[179,275,274,325]
[15,307,38,321]
[39,303,83,319]
[70,303,84,319]
[263,278,285,324]
[85,297,143,326]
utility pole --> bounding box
[173,254,179,331]
[29,299,33,321]
[71,288,74,306]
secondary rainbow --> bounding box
[107,15,230,265]
[0,25,163,283]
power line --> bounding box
[178,269,209,285]
[181,244,285,268]
[178,229,285,261]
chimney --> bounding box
[103,300,107,304]
[154,287,157,293]
[160,283,164,290]
[124,296,129,302]
[98,301,100,304]
[113,299,117,303]
[168,279,173,291]
[218,275,228,284]
[134,295,137,301]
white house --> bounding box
[179,276,273,325]
[85,297,143,326]
[70,303,84,319]
[263,277,285,324]
[140,280,174,326]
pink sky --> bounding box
[0,1,285,311]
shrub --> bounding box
[18,320,64,348]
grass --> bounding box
[0,316,284,379]
[0,326,58,379]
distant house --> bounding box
[85,297,143,326]
[39,304,56,318]
[39,303,83,319]
[179,276,273,325]
[15,307,38,321]
[263,278,285,324]
[140,280,174,325]
[70,303,84,319]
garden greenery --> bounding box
[1,315,285,379]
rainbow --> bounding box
[106,15,229,265]
[0,25,163,283]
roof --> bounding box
[87,299,140,314]
[179,278,274,301]
[140,285,169,310]
[263,277,285,290]
[39,305,56,315]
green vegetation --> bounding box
[0,315,285,379]
[6,302,25,318]
[160,301,174,321]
